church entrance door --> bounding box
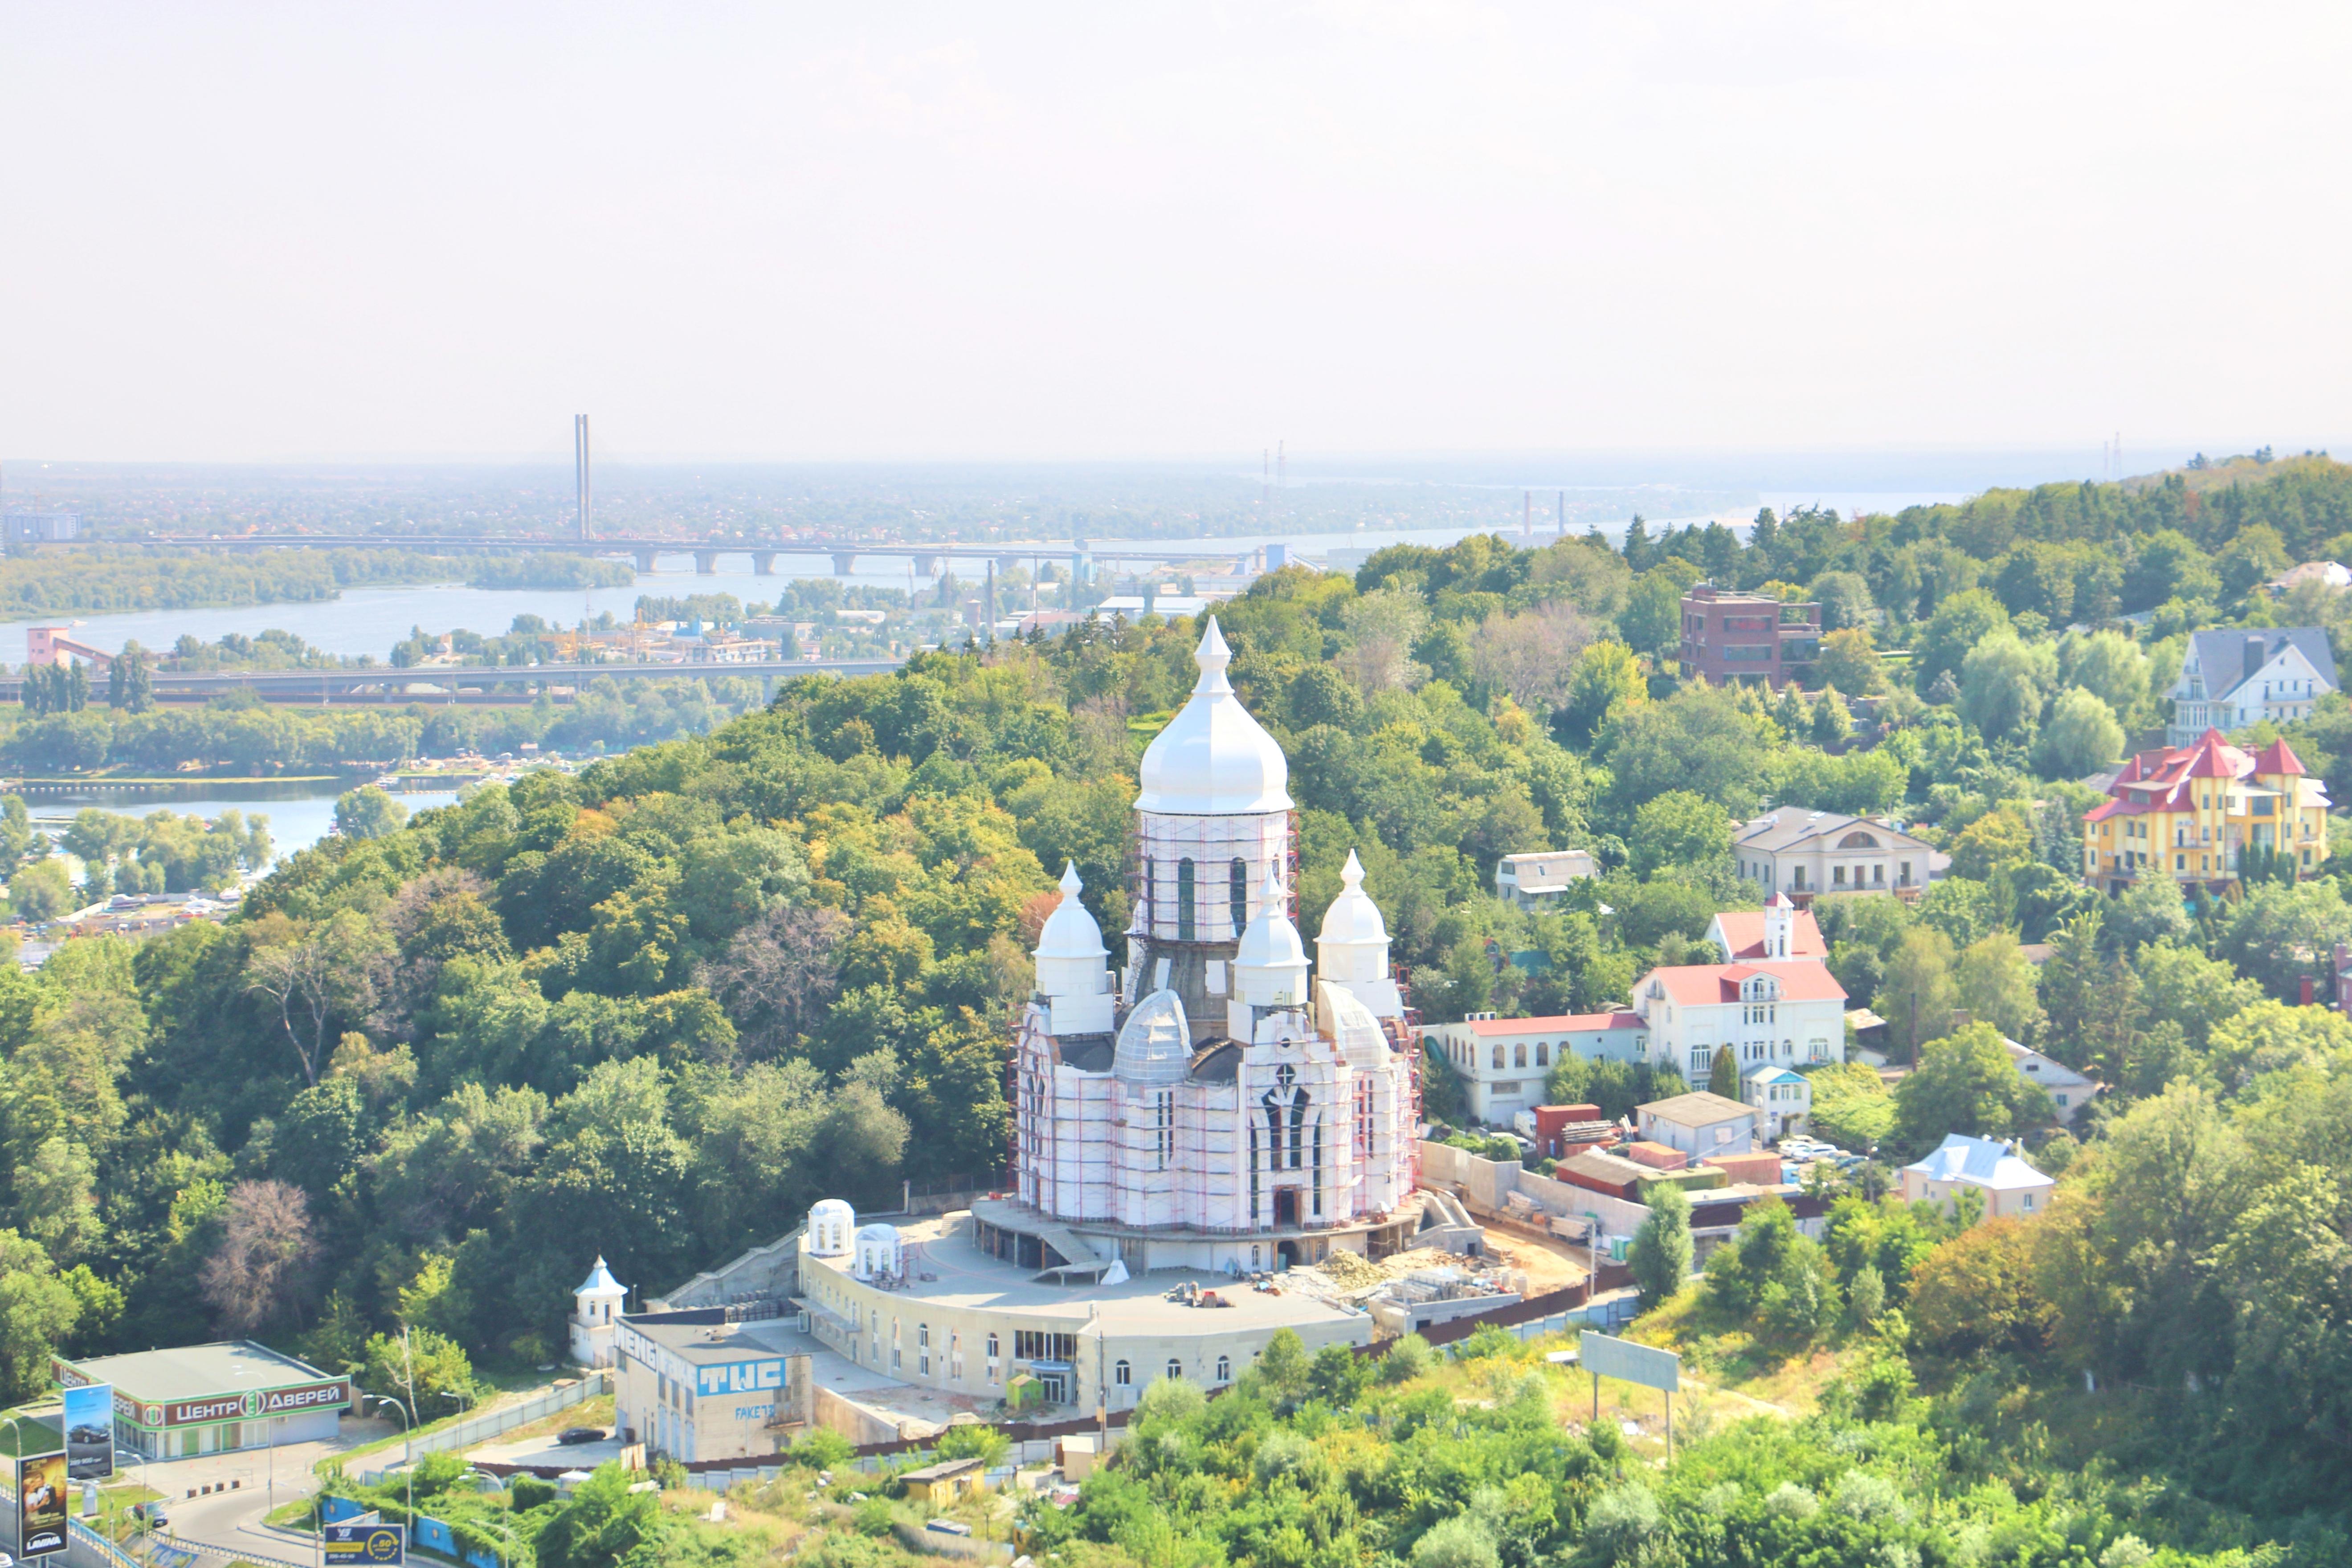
[1276,1240,1300,1270]
[1273,1188,1299,1228]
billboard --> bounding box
[63,1382,113,1481]
[17,1450,69,1558]
[1578,1331,1680,1393]
[325,1524,406,1566]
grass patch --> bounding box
[1627,1284,1870,1417]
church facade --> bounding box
[1000,619,1424,1272]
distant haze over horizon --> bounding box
[5,4,2345,463]
[0,445,2247,541]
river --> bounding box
[23,778,465,869]
[0,495,1961,666]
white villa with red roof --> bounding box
[1630,959,1849,1090]
[2081,728,2329,895]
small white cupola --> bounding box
[1233,866,1310,1009]
[853,1222,903,1282]
[808,1199,855,1258]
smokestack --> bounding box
[575,415,592,542]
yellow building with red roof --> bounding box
[2081,729,2330,895]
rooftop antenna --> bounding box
[575,414,592,541]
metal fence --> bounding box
[341,1371,611,1482]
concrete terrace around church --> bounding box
[799,1209,1367,1337]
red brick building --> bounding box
[1678,583,1821,690]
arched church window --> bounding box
[1177,858,1196,940]
[1229,857,1248,935]
[1289,1088,1309,1169]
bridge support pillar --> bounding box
[633,550,658,573]
[830,552,856,576]
[693,551,719,575]
[914,554,938,577]
[753,552,776,576]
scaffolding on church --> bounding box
[1124,809,1301,943]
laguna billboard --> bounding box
[16,1449,69,1558]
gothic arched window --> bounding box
[1229,857,1248,936]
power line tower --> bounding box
[575,414,593,540]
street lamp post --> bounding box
[371,1396,415,1533]
[458,1472,514,1568]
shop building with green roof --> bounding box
[53,1341,351,1460]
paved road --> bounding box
[104,1421,405,1567]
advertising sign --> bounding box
[156,1380,350,1428]
[17,1450,70,1558]
[62,1383,114,1481]
[1578,1331,1681,1393]
[325,1524,406,1566]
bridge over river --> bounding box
[0,656,906,705]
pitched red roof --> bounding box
[2255,737,2308,776]
[1642,961,1847,1007]
[1709,908,1827,961]
[2086,727,2288,821]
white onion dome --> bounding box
[1034,862,1111,1002]
[1234,866,1311,1008]
[1135,619,1293,815]
[1316,850,1389,945]
[1036,863,1108,960]
[1115,988,1192,1085]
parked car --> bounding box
[555,1428,607,1446]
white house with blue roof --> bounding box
[1900,1134,2056,1221]
[1742,1064,1811,1139]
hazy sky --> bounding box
[6,2,2348,463]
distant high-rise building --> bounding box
[4,511,79,543]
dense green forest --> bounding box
[0,679,773,773]
[5,455,2352,1563]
